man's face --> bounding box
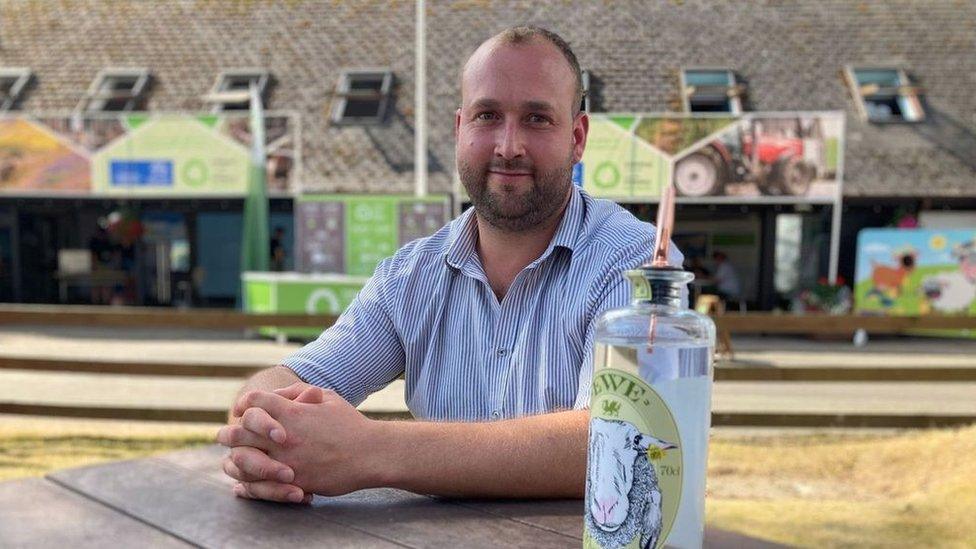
[456,39,588,232]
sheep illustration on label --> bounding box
[584,369,683,549]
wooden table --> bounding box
[0,445,788,548]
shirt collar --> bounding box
[444,186,585,270]
[444,207,478,270]
[547,185,585,254]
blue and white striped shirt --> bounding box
[283,187,683,421]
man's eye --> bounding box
[527,114,551,125]
[476,112,497,121]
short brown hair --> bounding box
[473,26,584,114]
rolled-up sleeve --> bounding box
[282,257,405,406]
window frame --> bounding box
[80,68,151,112]
[330,69,394,125]
[846,65,924,123]
[0,68,32,111]
[680,67,743,115]
[205,69,271,113]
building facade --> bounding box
[0,0,973,309]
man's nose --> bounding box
[494,120,526,160]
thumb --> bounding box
[295,386,325,404]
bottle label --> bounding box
[584,344,682,549]
[625,270,652,300]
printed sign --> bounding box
[0,118,90,193]
[110,160,174,186]
[296,194,450,276]
[93,116,248,196]
[581,112,844,203]
[297,200,346,274]
[242,273,368,340]
[855,228,976,316]
[0,113,300,196]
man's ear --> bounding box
[572,111,589,164]
[455,108,462,140]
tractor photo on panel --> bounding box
[673,113,843,200]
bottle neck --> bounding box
[625,267,691,309]
[640,279,684,308]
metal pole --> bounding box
[414,0,428,198]
[828,198,842,283]
[828,113,847,284]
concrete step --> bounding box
[2,370,974,419]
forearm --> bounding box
[375,409,589,499]
[228,365,302,422]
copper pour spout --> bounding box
[645,181,678,352]
[649,182,675,268]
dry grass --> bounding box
[1,416,974,548]
[0,415,217,481]
[706,426,976,548]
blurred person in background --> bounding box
[270,226,287,272]
[711,250,741,308]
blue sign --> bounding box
[572,162,583,187]
[110,160,174,186]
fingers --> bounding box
[234,481,310,504]
[224,446,295,484]
[240,407,287,444]
[223,455,266,483]
[230,382,312,425]
[295,385,325,404]
[273,381,310,400]
[223,456,313,504]
[232,390,293,420]
[216,424,276,451]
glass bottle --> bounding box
[584,265,716,549]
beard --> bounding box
[458,153,574,232]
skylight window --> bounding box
[331,70,394,124]
[81,68,150,112]
[848,67,924,122]
[0,68,31,111]
[204,70,270,112]
[681,68,743,114]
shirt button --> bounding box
[491,410,501,419]
[497,348,508,356]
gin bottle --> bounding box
[584,187,716,549]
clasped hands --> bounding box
[216,382,384,503]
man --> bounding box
[711,250,741,307]
[218,26,682,503]
[269,226,287,272]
